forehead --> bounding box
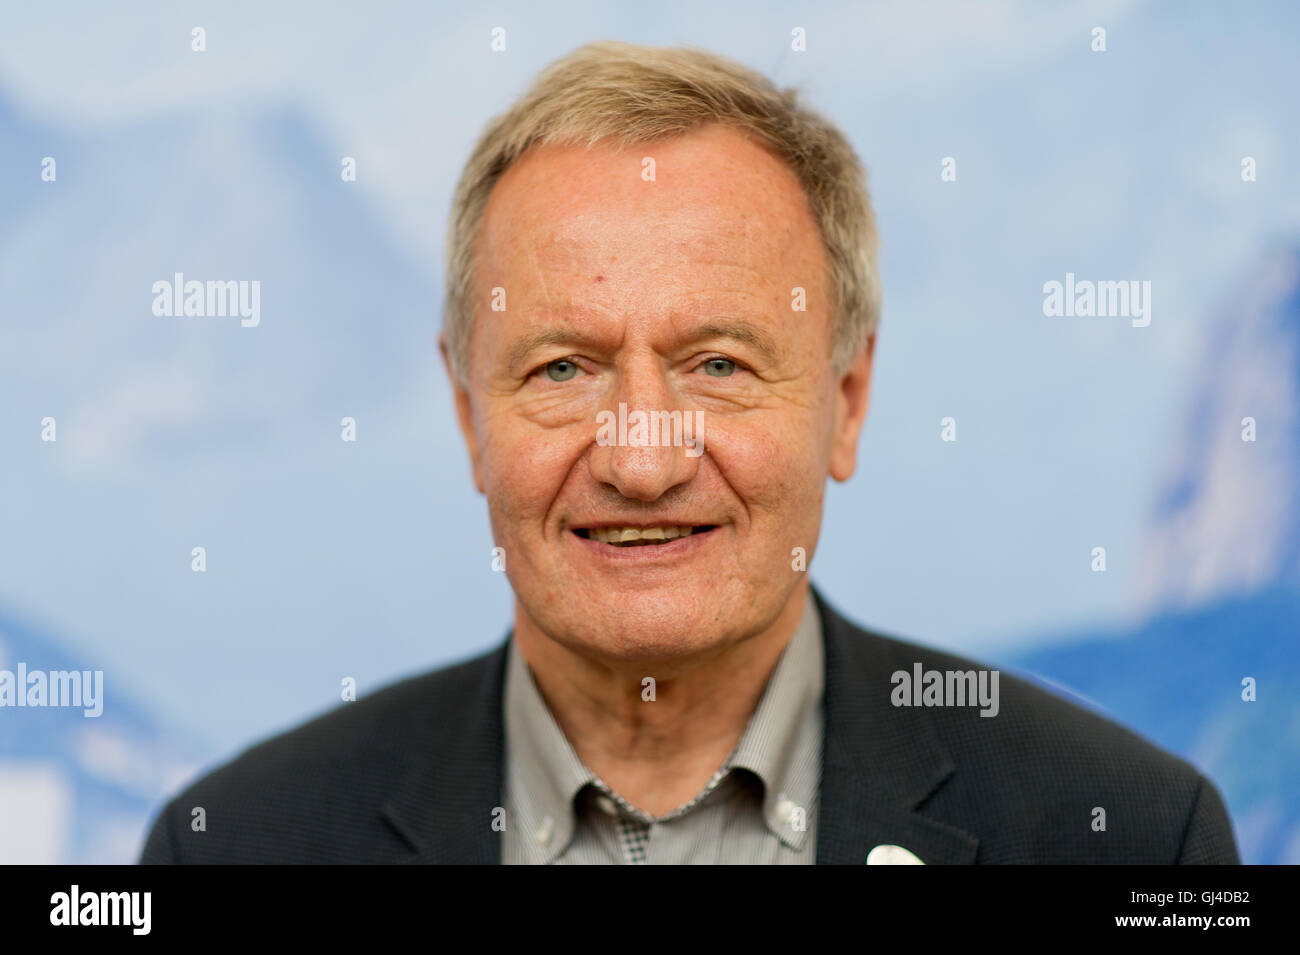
[476,123,826,287]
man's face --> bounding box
[449,123,872,667]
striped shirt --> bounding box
[502,596,824,864]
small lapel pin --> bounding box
[866,844,925,865]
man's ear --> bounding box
[439,332,486,495]
[829,333,875,483]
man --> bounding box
[141,41,1238,864]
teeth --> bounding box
[588,525,696,545]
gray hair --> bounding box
[443,40,880,383]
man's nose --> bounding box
[586,364,703,502]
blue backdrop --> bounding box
[1,0,1296,863]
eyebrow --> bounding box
[691,321,780,366]
[503,319,781,375]
[504,328,597,376]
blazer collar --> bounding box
[380,642,509,864]
[812,586,979,864]
[379,585,977,865]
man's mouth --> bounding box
[573,525,718,547]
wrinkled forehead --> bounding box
[475,124,828,292]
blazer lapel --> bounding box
[374,591,979,865]
[812,587,980,864]
[379,640,509,864]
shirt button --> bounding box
[535,816,554,846]
[776,798,798,823]
[594,794,618,817]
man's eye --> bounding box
[701,358,736,377]
[543,359,580,382]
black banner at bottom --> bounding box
[0,863,1277,940]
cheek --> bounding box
[478,419,588,528]
[705,414,824,517]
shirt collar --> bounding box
[503,637,595,863]
[503,592,824,861]
[726,594,824,849]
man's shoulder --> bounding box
[824,600,1237,862]
[882,630,1195,779]
[198,642,504,784]
[870,627,1173,755]
[140,642,507,863]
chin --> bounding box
[545,601,742,665]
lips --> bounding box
[573,525,718,547]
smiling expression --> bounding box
[447,122,872,667]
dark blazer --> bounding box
[140,588,1239,863]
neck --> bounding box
[513,581,810,816]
